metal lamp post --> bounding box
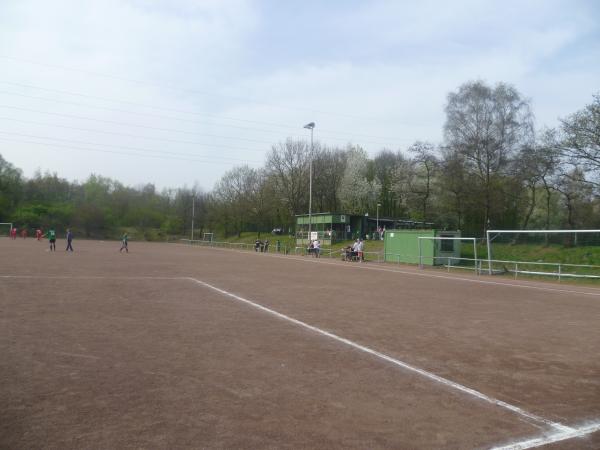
[377,203,381,238]
[303,122,315,243]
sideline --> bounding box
[186,275,600,449]
[491,422,600,450]
[0,275,182,280]
[178,243,600,298]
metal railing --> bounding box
[178,239,600,282]
[415,254,600,281]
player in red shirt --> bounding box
[36,229,43,240]
[21,229,27,239]
[10,227,17,239]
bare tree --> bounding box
[266,139,310,219]
[311,146,347,212]
[374,149,405,218]
[560,94,600,187]
[554,167,594,232]
[444,81,534,232]
[213,166,260,237]
[438,147,470,230]
[406,141,438,221]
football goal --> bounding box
[486,229,600,279]
[202,233,214,243]
[0,223,13,237]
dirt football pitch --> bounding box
[1,238,599,449]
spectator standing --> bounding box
[65,229,74,252]
[358,239,364,262]
[313,239,321,258]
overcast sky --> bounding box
[0,0,598,191]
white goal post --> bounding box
[417,236,477,269]
[486,229,600,275]
[202,232,214,242]
[0,223,13,236]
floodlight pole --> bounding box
[486,230,491,275]
[377,203,381,237]
[191,193,195,242]
[304,122,315,243]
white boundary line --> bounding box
[491,422,600,449]
[179,243,600,298]
[186,276,600,449]
[0,275,182,280]
[185,277,571,433]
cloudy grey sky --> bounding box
[0,0,598,190]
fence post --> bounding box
[558,264,562,283]
[514,263,518,279]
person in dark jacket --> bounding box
[65,229,74,252]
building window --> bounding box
[440,235,454,252]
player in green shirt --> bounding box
[47,228,56,251]
[120,233,128,253]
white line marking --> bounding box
[491,421,600,449]
[186,276,571,432]
[182,245,600,298]
[0,275,182,280]
[54,351,100,360]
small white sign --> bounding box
[390,233,395,237]
[310,231,318,241]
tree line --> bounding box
[0,80,599,240]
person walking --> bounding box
[65,229,74,252]
[120,233,129,253]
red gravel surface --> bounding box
[1,238,599,449]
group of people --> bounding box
[254,239,270,253]
[8,226,130,253]
[342,238,365,262]
[9,227,30,240]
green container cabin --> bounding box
[384,229,461,265]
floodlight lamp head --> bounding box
[303,122,315,130]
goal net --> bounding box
[0,223,13,237]
[486,229,600,280]
[202,233,214,243]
